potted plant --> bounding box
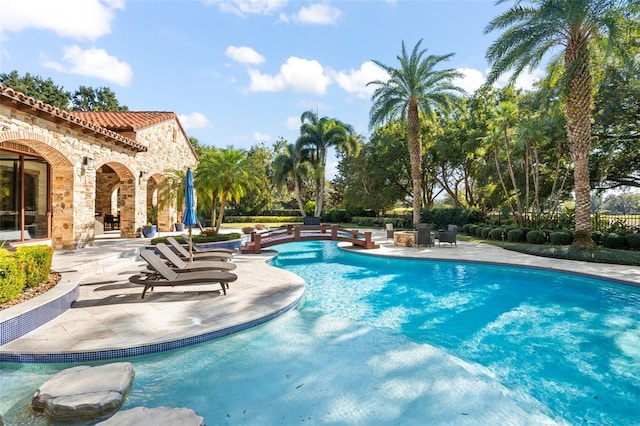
[174,212,185,232]
[142,222,157,238]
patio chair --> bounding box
[438,225,458,247]
[385,223,395,240]
[166,236,233,262]
[415,224,432,248]
[130,250,237,299]
[179,234,235,254]
[154,243,236,272]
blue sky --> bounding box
[0,0,542,173]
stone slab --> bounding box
[97,406,205,426]
[32,362,134,420]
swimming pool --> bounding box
[1,241,639,424]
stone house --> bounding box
[0,85,198,249]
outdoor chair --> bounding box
[416,224,432,248]
[130,250,237,299]
[166,236,233,262]
[438,225,458,247]
[154,243,236,273]
[385,223,395,240]
[180,234,235,254]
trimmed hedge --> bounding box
[0,249,26,303]
[602,233,625,249]
[15,245,53,288]
[549,231,572,245]
[223,216,302,224]
[526,230,547,244]
[151,233,243,245]
[505,244,640,266]
[507,229,525,243]
[626,233,640,250]
[488,228,506,241]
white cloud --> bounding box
[225,46,265,64]
[253,131,270,141]
[286,115,299,130]
[334,61,389,99]
[178,112,210,130]
[205,0,287,17]
[248,56,330,94]
[0,0,121,41]
[284,3,342,25]
[454,68,485,95]
[42,45,133,87]
[494,68,545,91]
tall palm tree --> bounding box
[156,168,186,220]
[484,0,637,248]
[368,39,462,227]
[273,143,311,216]
[296,110,358,217]
[195,146,253,233]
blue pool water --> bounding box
[1,241,639,424]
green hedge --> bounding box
[626,233,640,250]
[549,231,572,245]
[507,229,525,243]
[488,228,506,241]
[526,230,547,244]
[420,207,485,230]
[0,249,26,303]
[223,216,303,224]
[602,233,625,249]
[505,244,640,266]
[15,245,53,288]
[151,233,242,245]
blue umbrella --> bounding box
[182,168,198,262]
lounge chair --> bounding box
[166,237,233,262]
[416,224,432,248]
[179,234,235,254]
[155,243,236,272]
[130,250,237,299]
[438,225,458,247]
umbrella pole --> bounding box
[189,227,193,263]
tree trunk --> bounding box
[565,40,596,249]
[294,176,306,217]
[407,101,422,227]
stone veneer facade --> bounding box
[0,91,198,249]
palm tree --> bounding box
[273,143,311,216]
[195,146,253,233]
[368,39,462,227]
[296,110,359,217]
[156,168,186,224]
[484,0,637,248]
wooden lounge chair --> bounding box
[166,237,233,262]
[155,243,236,272]
[130,250,237,299]
[179,234,235,254]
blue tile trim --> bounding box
[0,292,303,364]
[0,282,79,346]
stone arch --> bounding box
[0,132,78,249]
[95,161,137,238]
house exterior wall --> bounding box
[0,104,197,249]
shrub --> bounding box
[504,244,640,266]
[549,231,572,245]
[480,226,493,239]
[507,229,525,243]
[461,224,472,234]
[0,249,26,303]
[601,233,625,249]
[626,233,640,250]
[325,209,351,223]
[526,230,547,244]
[15,245,53,288]
[591,231,603,246]
[468,224,479,236]
[223,216,302,224]
[489,228,506,241]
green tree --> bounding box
[484,0,638,248]
[232,143,275,214]
[273,142,311,216]
[156,169,186,222]
[195,146,253,233]
[368,39,462,226]
[296,110,359,217]
[0,70,70,109]
[71,85,128,111]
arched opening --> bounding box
[94,162,136,238]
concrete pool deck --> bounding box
[2,229,639,359]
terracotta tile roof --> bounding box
[0,85,147,152]
[71,111,177,132]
